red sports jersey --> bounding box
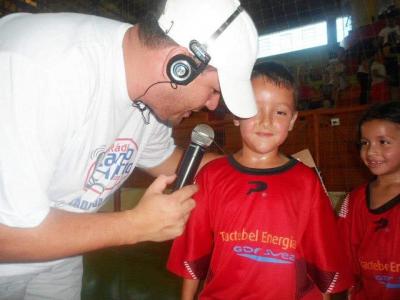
[167,156,350,300]
[338,183,400,300]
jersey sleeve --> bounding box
[337,191,361,289]
[167,167,213,280]
[301,174,352,294]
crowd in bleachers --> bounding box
[295,4,400,111]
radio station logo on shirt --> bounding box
[84,138,137,194]
[68,139,138,211]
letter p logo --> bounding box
[247,181,268,195]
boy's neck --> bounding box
[233,150,290,169]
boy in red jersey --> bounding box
[167,62,351,299]
[338,101,400,300]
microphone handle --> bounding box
[173,143,205,191]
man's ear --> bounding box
[233,118,240,127]
[162,46,190,79]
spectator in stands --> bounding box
[377,0,397,19]
[298,75,321,110]
[320,70,334,108]
[295,63,320,110]
[370,50,391,103]
[379,15,400,101]
[356,55,371,105]
[378,14,400,47]
[326,47,348,106]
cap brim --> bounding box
[218,72,257,118]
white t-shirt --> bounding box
[0,13,175,275]
[370,61,387,84]
[378,25,400,45]
[326,59,347,90]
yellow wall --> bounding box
[351,0,400,28]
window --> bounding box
[336,15,352,44]
[258,21,328,58]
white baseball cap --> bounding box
[158,0,259,118]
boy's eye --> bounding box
[359,140,368,147]
[276,110,287,116]
[380,139,390,145]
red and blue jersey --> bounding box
[338,183,400,300]
[168,156,351,299]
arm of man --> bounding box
[0,174,196,262]
[181,278,200,300]
[0,143,219,262]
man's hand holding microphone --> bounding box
[125,124,215,244]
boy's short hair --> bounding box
[251,61,298,108]
[358,101,400,139]
[356,101,400,145]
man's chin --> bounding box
[168,117,184,126]
[168,112,191,126]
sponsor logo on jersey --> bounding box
[220,229,297,250]
[233,244,295,264]
[374,217,389,231]
[360,259,400,273]
[247,181,268,195]
[375,274,400,289]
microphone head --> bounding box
[191,124,214,147]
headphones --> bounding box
[166,6,244,86]
[167,40,210,85]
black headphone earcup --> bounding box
[167,54,199,85]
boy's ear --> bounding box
[233,119,240,127]
[288,111,298,131]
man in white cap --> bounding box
[0,0,258,298]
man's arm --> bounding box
[181,278,200,300]
[0,174,196,262]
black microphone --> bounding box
[173,124,215,191]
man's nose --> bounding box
[206,93,221,111]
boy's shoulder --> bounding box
[348,182,368,203]
[351,182,368,193]
[195,156,231,184]
[338,182,368,218]
[290,158,319,177]
[200,155,230,172]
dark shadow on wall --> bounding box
[82,241,181,300]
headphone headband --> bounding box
[167,6,244,85]
[206,6,243,49]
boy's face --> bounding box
[359,119,400,177]
[235,77,297,157]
